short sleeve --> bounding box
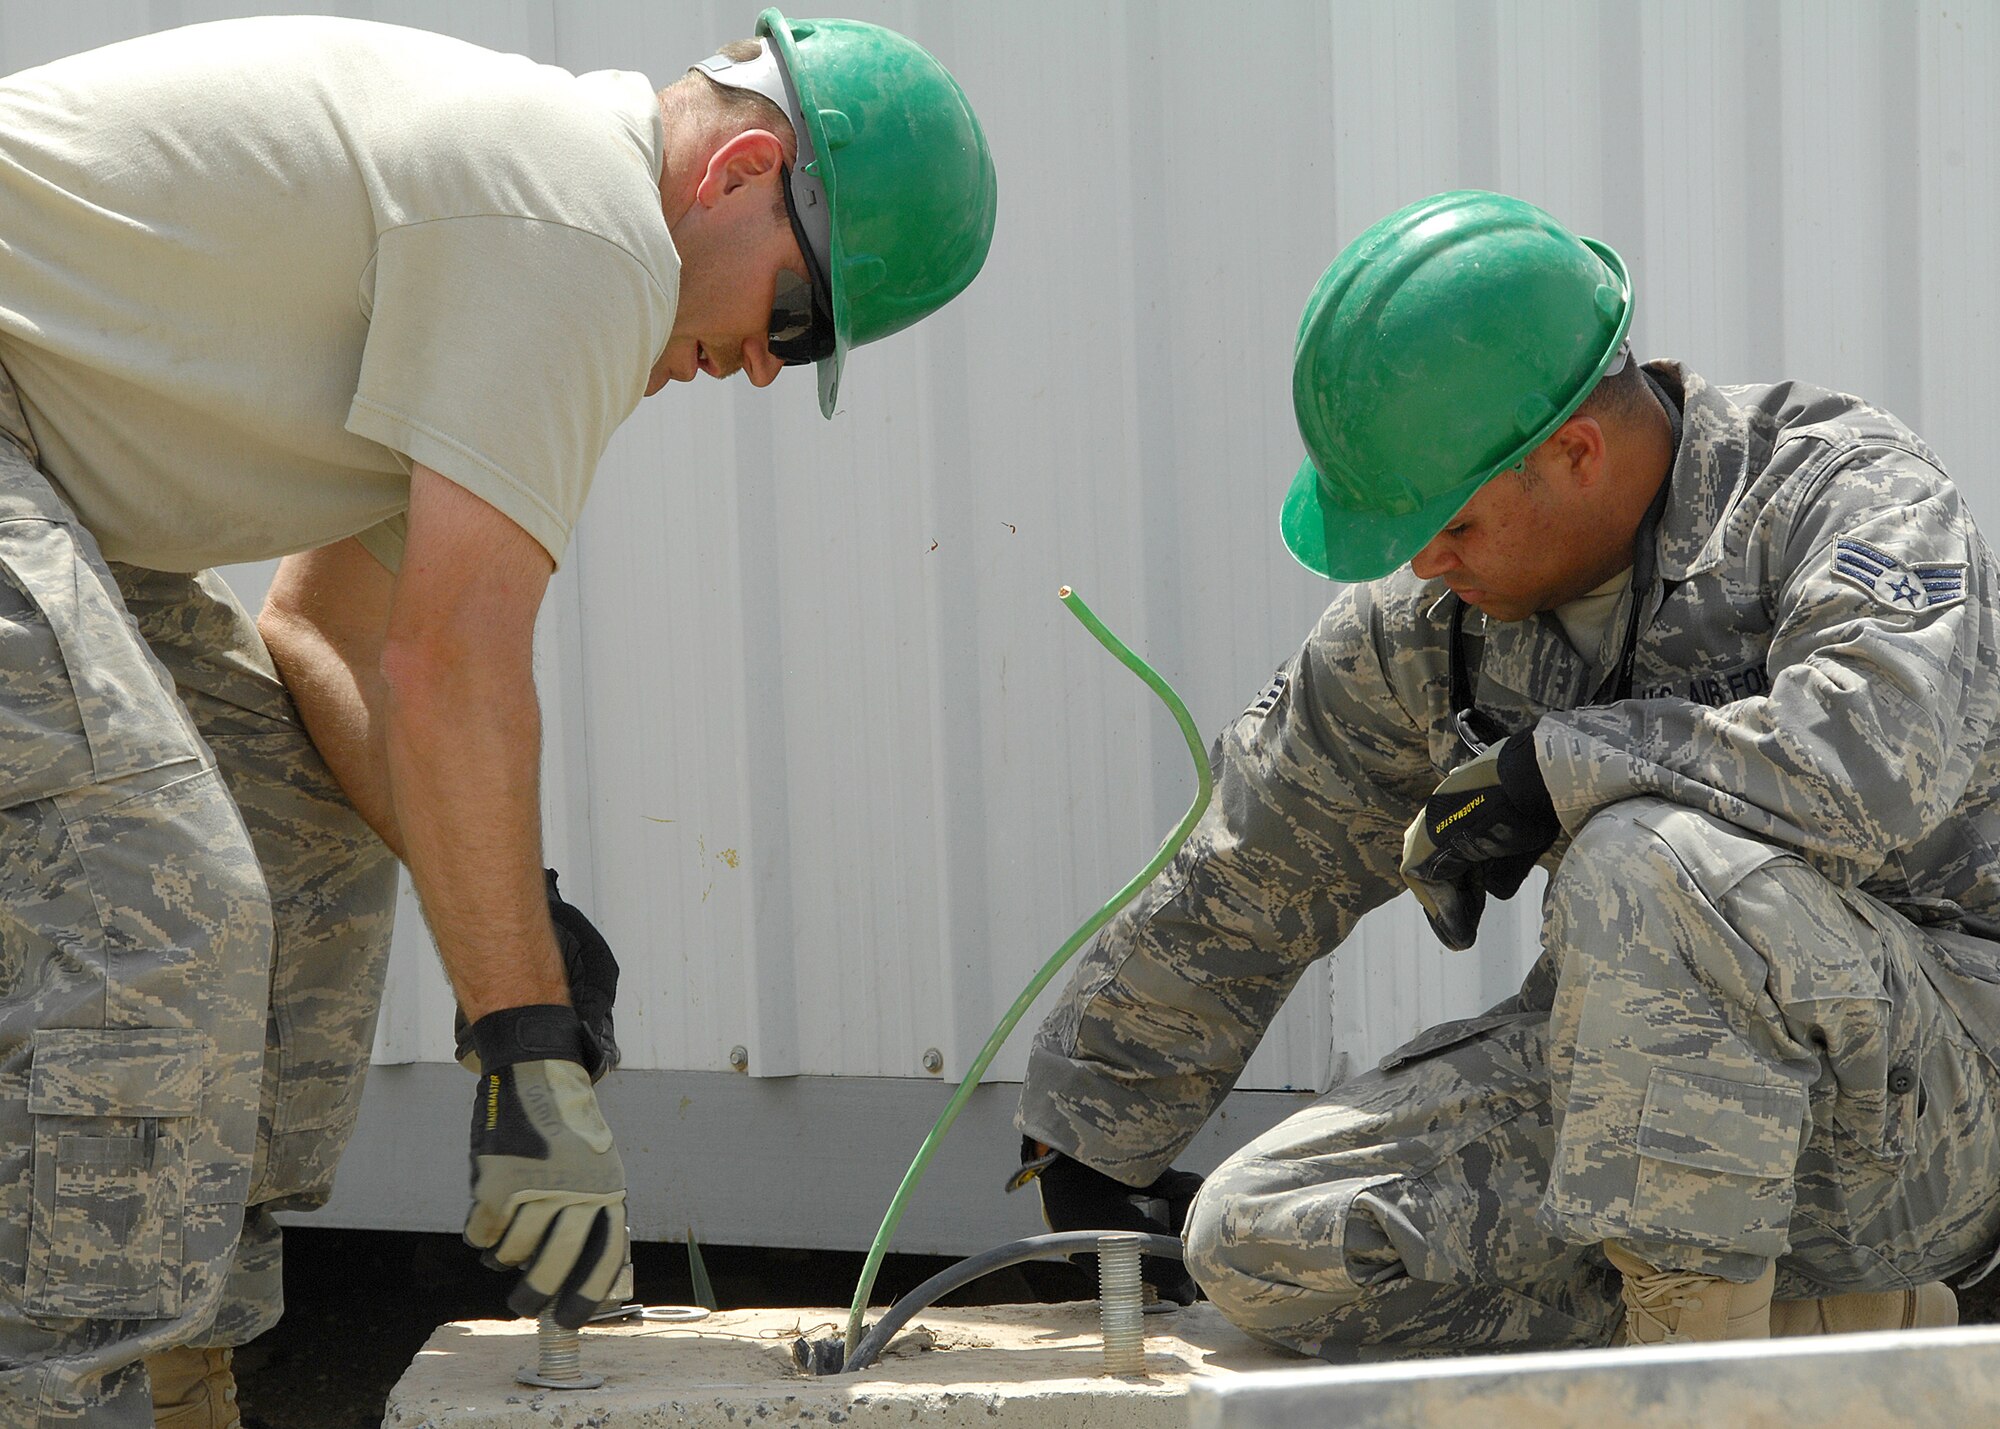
[345,215,670,564]
[352,514,407,573]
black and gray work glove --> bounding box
[1400,729,1561,951]
[456,868,621,1082]
[1006,1137,1203,1305]
[464,1004,628,1328]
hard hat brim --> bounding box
[1281,456,1488,583]
[759,8,849,417]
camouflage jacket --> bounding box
[1018,363,2000,1182]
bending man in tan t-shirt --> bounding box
[0,12,994,1425]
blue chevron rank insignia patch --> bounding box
[1832,537,1966,613]
[1246,667,1289,718]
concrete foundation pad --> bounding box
[383,1302,1304,1428]
[1187,1324,2000,1428]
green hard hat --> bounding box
[756,10,998,417]
[1281,190,1633,581]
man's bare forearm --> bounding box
[262,542,406,857]
[263,616,404,858]
[378,463,567,1020]
[380,640,567,1017]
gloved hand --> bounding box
[1006,1137,1203,1305]
[543,868,620,1075]
[464,1003,628,1328]
[1400,729,1561,950]
[456,868,620,1082]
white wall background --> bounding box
[3,1,1995,1108]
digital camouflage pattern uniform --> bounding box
[0,368,398,1425]
[1018,363,2000,1358]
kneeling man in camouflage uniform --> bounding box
[1013,190,2000,1355]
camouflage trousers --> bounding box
[1184,797,2000,1358]
[0,378,398,1425]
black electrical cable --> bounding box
[804,1231,1185,1376]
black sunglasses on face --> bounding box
[769,267,834,364]
[769,162,836,365]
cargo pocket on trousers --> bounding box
[1628,1067,1807,1249]
[1805,900,1929,1165]
[24,1028,206,1320]
[0,518,202,809]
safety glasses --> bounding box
[770,164,836,364]
[768,269,830,363]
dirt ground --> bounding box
[234,1226,2000,1428]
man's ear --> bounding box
[693,128,787,209]
[1548,414,1608,488]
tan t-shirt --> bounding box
[0,16,678,571]
[1553,567,1635,690]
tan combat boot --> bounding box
[1770,1282,1958,1336]
[1605,1241,1775,1345]
[146,1346,242,1429]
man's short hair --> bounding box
[680,39,798,223]
[687,39,798,161]
[1512,357,1651,492]
[1574,356,1651,427]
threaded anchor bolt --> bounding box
[516,1308,605,1390]
[1097,1233,1146,1376]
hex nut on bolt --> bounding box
[922,1047,943,1074]
[728,1045,749,1071]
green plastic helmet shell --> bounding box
[760,10,998,417]
[1282,190,1633,581]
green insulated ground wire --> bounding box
[842,586,1215,1356]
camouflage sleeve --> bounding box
[1540,445,2000,885]
[1017,582,1436,1183]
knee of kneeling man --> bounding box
[1180,1163,1253,1295]
[1180,1162,1298,1319]
[1181,1167,1373,1348]
[1549,795,1804,914]
[1546,796,1714,916]
[1551,799,1657,880]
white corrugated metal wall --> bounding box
[3,1,1995,1242]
